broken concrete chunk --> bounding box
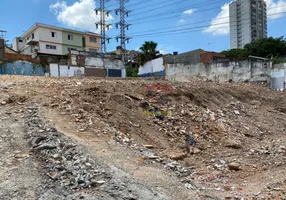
[33,143,57,151]
[225,138,242,149]
[168,152,187,160]
[228,162,241,171]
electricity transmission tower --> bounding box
[95,0,112,54]
[115,0,131,62]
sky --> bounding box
[0,0,286,54]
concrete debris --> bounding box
[225,138,243,149]
[168,152,187,160]
[228,162,241,171]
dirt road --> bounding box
[0,75,285,199]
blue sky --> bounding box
[1,0,286,54]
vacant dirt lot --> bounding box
[0,75,285,200]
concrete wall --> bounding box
[49,64,84,77]
[164,49,204,65]
[0,61,44,76]
[138,57,164,77]
[84,57,124,69]
[166,60,270,83]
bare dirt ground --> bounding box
[0,75,285,200]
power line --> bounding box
[127,4,286,35]
[129,12,286,38]
[130,0,226,17]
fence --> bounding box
[0,61,44,76]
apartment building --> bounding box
[229,0,267,49]
[12,23,101,57]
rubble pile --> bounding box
[1,76,285,199]
[25,106,110,189]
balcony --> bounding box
[27,39,39,45]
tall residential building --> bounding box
[12,23,101,57]
[229,0,267,49]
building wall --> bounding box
[85,34,100,52]
[62,31,84,55]
[39,41,63,55]
[166,60,270,83]
[37,27,62,44]
[164,49,204,64]
[230,0,267,49]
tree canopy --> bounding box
[221,48,249,57]
[137,41,161,66]
[221,37,286,60]
[244,36,286,58]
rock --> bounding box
[168,152,187,160]
[51,103,59,108]
[1,101,6,105]
[144,145,154,149]
[228,162,241,171]
[29,136,47,147]
[91,180,105,187]
[33,143,57,151]
[225,138,242,149]
[192,148,201,154]
[234,110,240,115]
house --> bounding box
[12,23,101,57]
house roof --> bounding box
[21,23,102,38]
[5,45,19,54]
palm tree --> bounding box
[138,41,161,65]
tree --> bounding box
[221,48,249,57]
[137,41,161,65]
[244,36,286,58]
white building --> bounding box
[229,0,267,49]
[12,23,101,58]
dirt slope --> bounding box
[0,75,285,199]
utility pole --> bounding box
[115,0,131,62]
[95,0,111,71]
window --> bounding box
[32,33,34,39]
[89,48,97,53]
[46,45,57,50]
[19,39,23,42]
[51,32,56,38]
[89,37,97,43]
[68,47,77,51]
[68,34,73,40]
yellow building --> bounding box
[84,32,101,53]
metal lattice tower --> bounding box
[95,0,111,54]
[115,0,131,62]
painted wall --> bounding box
[0,61,44,76]
[62,31,84,55]
[166,60,270,83]
[39,41,63,55]
[85,34,100,52]
[38,27,63,44]
[49,64,84,77]
[138,57,164,76]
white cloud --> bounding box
[49,0,113,32]
[203,3,230,35]
[204,0,286,36]
[182,9,195,15]
[179,19,186,23]
[266,0,286,19]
